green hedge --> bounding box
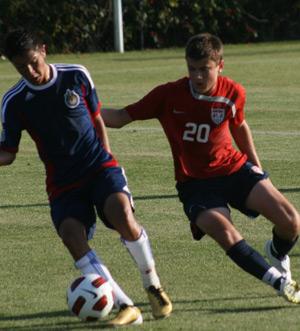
[0,0,299,54]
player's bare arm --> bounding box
[230,120,262,168]
[93,113,111,153]
[101,108,133,128]
[0,150,16,166]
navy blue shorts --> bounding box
[176,162,269,224]
[50,167,133,237]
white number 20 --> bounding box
[183,122,210,143]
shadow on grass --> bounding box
[149,296,298,316]
[133,187,300,200]
[0,310,119,330]
[0,295,297,330]
[135,194,177,201]
[0,320,113,331]
[280,188,300,193]
[0,203,49,209]
[0,195,179,210]
[0,187,299,210]
[209,305,295,314]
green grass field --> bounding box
[0,41,300,330]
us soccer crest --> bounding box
[211,107,225,125]
[64,89,80,108]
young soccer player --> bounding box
[0,29,172,326]
[102,33,300,303]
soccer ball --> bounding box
[67,273,114,321]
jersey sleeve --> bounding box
[76,66,101,119]
[0,100,22,153]
[125,84,168,120]
[230,83,246,126]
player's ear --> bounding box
[39,44,47,58]
[218,59,224,73]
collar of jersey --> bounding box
[189,79,216,101]
[24,64,57,91]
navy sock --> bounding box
[273,277,284,291]
[227,239,272,280]
[272,228,298,259]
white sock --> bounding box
[262,266,283,287]
[122,228,161,289]
[75,250,133,308]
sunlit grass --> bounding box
[0,41,300,330]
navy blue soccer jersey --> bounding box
[0,63,118,199]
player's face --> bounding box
[186,57,224,95]
[10,45,50,85]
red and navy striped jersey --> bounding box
[126,76,247,182]
[1,63,118,199]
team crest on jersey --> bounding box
[211,107,225,125]
[64,89,80,108]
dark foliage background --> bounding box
[0,0,300,53]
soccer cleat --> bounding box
[265,240,292,281]
[279,278,300,304]
[146,285,172,319]
[107,304,143,327]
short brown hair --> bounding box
[185,33,223,63]
[3,28,43,60]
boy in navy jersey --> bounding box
[102,33,300,303]
[0,29,172,326]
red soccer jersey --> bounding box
[126,76,248,182]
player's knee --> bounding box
[284,209,300,238]
[59,218,86,246]
[59,227,76,248]
[292,211,300,235]
[60,233,74,249]
[213,229,243,251]
[122,217,141,240]
[117,212,141,241]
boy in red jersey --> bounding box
[102,33,300,303]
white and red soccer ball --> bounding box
[67,273,114,321]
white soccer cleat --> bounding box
[279,278,300,304]
[265,240,291,281]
